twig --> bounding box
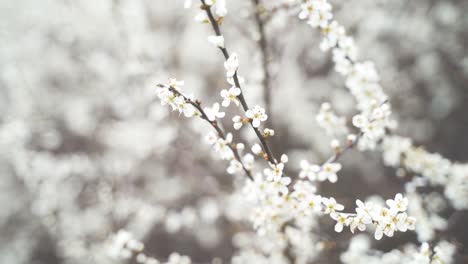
[200,0,277,165]
[158,84,253,180]
[252,0,272,126]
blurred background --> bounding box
[0,0,467,263]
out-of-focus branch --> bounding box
[252,0,272,126]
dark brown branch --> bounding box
[158,84,253,180]
[200,0,277,165]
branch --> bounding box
[200,0,277,165]
[157,83,253,180]
[252,0,272,125]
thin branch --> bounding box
[158,84,253,180]
[252,0,272,125]
[200,0,277,165]
[263,2,296,23]
[325,132,363,164]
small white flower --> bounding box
[156,86,175,107]
[173,96,197,117]
[405,216,416,231]
[224,53,239,77]
[242,153,254,170]
[349,216,368,233]
[331,212,348,232]
[207,35,224,48]
[316,102,348,136]
[347,134,357,143]
[320,21,345,51]
[323,197,344,214]
[251,144,262,155]
[355,199,373,224]
[232,115,243,130]
[236,143,244,151]
[220,87,241,107]
[330,139,340,150]
[227,159,243,174]
[214,0,227,17]
[373,207,392,223]
[264,163,284,182]
[386,193,408,213]
[299,160,320,181]
[271,176,291,195]
[303,194,323,214]
[213,133,234,160]
[318,162,342,183]
[352,114,368,128]
[293,180,317,197]
[298,2,313,20]
[263,128,275,137]
[195,12,209,23]
[168,78,184,89]
[204,103,225,121]
[281,154,288,164]
[374,221,396,240]
[246,105,268,128]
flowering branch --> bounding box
[151,0,468,262]
[297,0,467,210]
[200,0,278,165]
[156,82,253,180]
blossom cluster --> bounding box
[327,194,415,240]
[156,79,198,118]
[150,1,467,262]
[244,169,415,240]
[341,235,456,264]
[315,102,348,137]
[108,230,191,264]
[156,79,254,176]
[156,3,418,253]
[403,186,447,242]
[299,0,396,150]
[299,160,342,183]
[382,135,468,209]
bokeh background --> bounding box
[0,0,467,263]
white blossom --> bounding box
[220,87,241,107]
[227,159,243,175]
[207,35,224,48]
[232,115,243,130]
[246,106,268,128]
[204,102,225,121]
[318,163,342,183]
[224,53,239,78]
[251,144,262,155]
[322,197,344,214]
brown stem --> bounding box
[252,0,272,126]
[325,132,363,164]
[160,84,253,180]
[200,0,277,165]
